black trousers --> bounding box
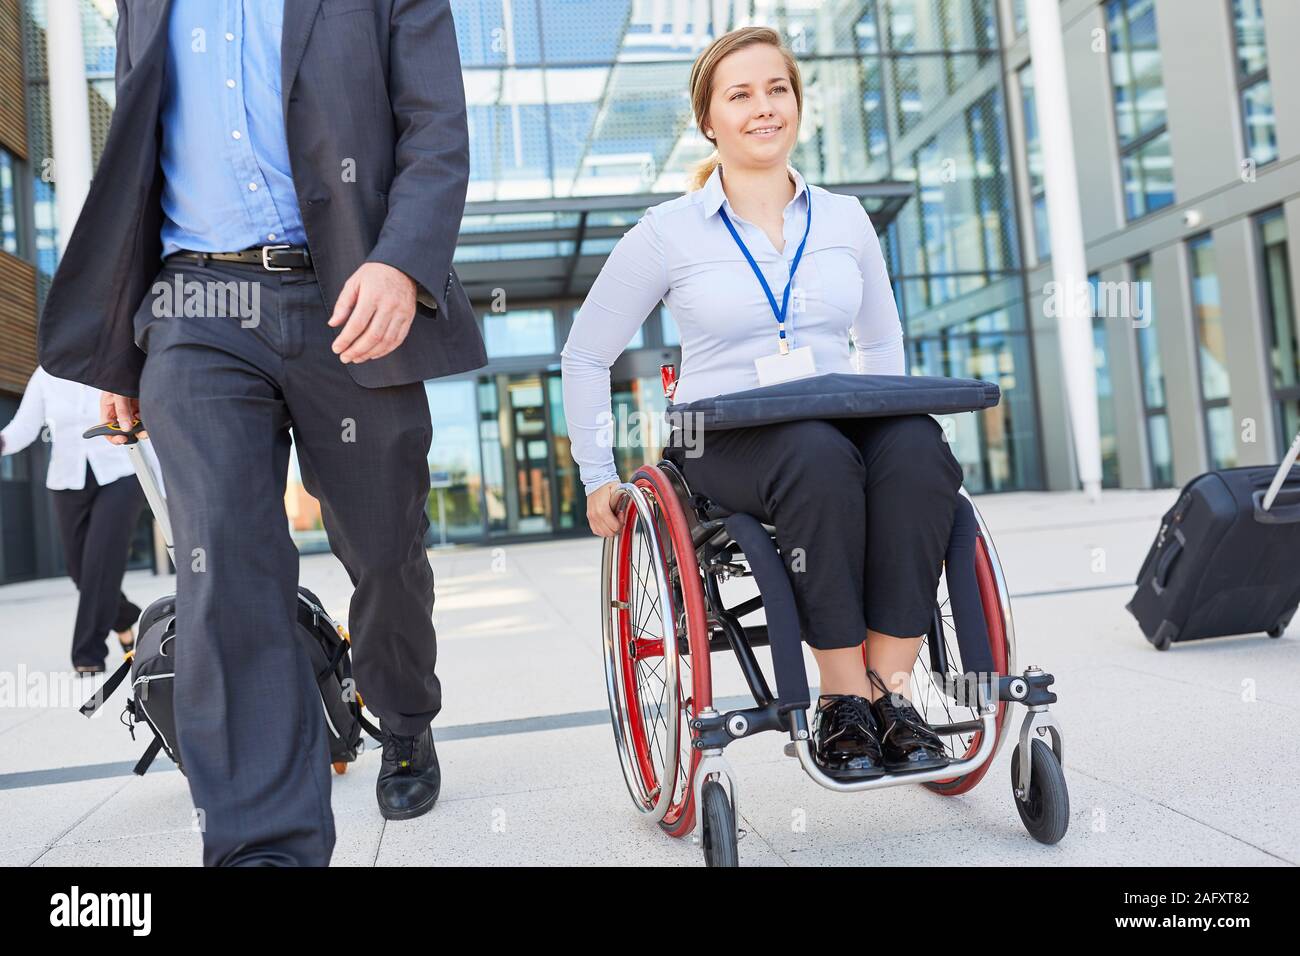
[50,464,146,667]
[665,415,963,650]
[134,259,438,867]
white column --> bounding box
[1027,0,1103,499]
[46,0,94,257]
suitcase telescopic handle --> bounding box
[83,419,174,557]
[1262,430,1300,512]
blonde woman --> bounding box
[561,27,962,780]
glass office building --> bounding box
[415,0,1043,545]
[6,0,1300,574]
[0,0,1116,550]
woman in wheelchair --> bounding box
[560,27,962,782]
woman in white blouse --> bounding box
[0,366,155,673]
[561,27,965,780]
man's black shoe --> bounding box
[812,694,886,780]
[376,723,441,821]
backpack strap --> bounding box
[133,735,165,776]
[79,655,133,718]
[318,637,349,683]
[357,710,384,742]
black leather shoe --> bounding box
[812,694,886,779]
[868,685,950,773]
[376,724,441,821]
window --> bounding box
[1187,234,1236,469]
[0,150,17,256]
[1107,0,1174,220]
[1229,0,1277,167]
[1088,274,1120,488]
[1131,256,1173,487]
[1018,63,1049,262]
[1257,209,1298,451]
[482,309,556,358]
[660,305,680,347]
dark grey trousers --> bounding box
[134,258,439,867]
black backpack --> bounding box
[81,585,380,776]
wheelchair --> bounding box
[599,442,1068,867]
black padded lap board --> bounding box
[665,373,1000,431]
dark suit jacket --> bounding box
[37,0,487,396]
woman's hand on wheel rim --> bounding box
[587,480,623,537]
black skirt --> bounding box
[664,415,963,650]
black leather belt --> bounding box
[167,244,313,272]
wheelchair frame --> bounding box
[600,456,1067,866]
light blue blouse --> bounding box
[560,162,905,495]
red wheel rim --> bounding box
[861,530,1010,794]
[924,532,1010,794]
[611,465,712,836]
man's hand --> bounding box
[586,480,624,538]
[327,262,419,364]
[99,391,142,445]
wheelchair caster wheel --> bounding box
[1010,740,1069,845]
[332,761,348,775]
[700,780,738,868]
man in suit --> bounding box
[38,0,487,865]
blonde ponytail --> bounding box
[687,150,722,192]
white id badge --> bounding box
[754,345,817,386]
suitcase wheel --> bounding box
[1150,620,1177,651]
[332,761,349,775]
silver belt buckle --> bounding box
[261,244,293,272]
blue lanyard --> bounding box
[718,185,811,354]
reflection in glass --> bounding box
[1188,234,1236,470]
[907,308,1041,492]
[1148,413,1173,488]
[1089,275,1120,488]
[1019,64,1050,261]
[610,375,669,487]
[0,150,16,255]
[1189,236,1230,402]
[1242,80,1278,167]
[477,373,559,536]
[1107,0,1167,145]
[1120,130,1174,220]
[424,380,485,543]
[1258,209,1299,455]
[483,308,556,357]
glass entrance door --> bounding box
[479,372,557,537]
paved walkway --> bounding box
[1,490,1296,866]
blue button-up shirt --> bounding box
[158,0,307,258]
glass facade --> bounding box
[2,0,1297,565]
[0,149,17,255]
[1258,209,1298,453]
[1187,233,1236,470]
[1088,274,1120,489]
[1018,62,1049,263]
[1230,0,1276,167]
[1131,256,1173,488]
[1107,0,1174,220]
[390,0,1046,542]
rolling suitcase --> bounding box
[78,419,381,773]
[1127,430,1300,650]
